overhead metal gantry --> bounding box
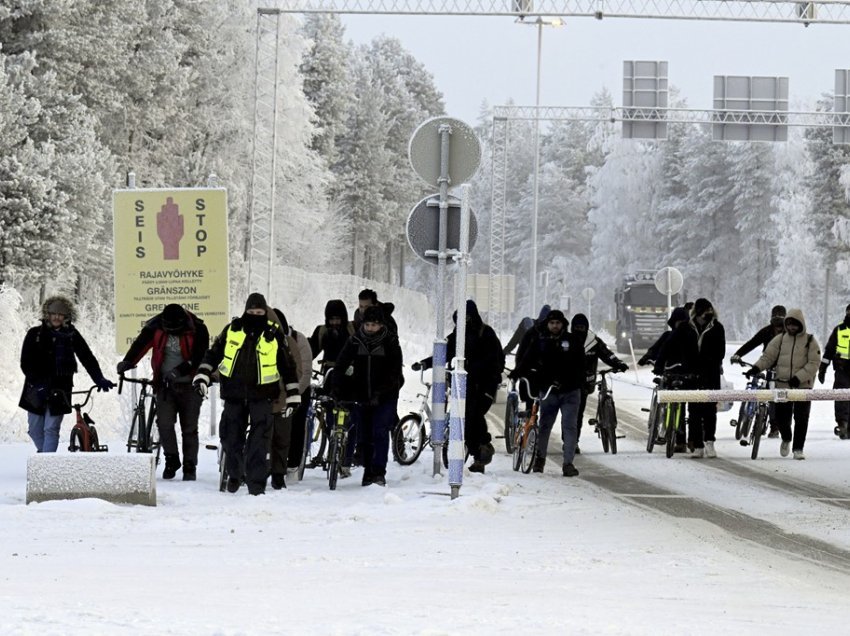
[250,0,850,299]
[263,0,850,24]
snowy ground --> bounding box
[3,344,850,634]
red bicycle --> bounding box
[67,385,108,452]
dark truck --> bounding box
[614,271,684,353]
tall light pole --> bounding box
[520,16,562,315]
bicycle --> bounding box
[588,369,621,454]
[390,369,460,467]
[326,400,358,490]
[733,362,774,460]
[502,371,522,454]
[66,385,108,452]
[297,370,332,480]
[654,372,695,459]
[643,376,665,453]
[511,379,556,474]
[119,374,161,464]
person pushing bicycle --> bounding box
[117,303,209,481]
[193,292,300,495]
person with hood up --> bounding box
[193,293,300,495]
[332,305,404,486]
[117,303,209,480]
[503,304,551,357]
[514,309,585,476]
[309,299,354,376]
[655,298,726,458]
[510,304,556,410]
[570,313,628,454]
[413,300,505,473]
[352,288,398,335]
[818,304,850,439]
[748,308,820,459]
[19,295,115,453]
[265,307,313,490]
[730,304,786,438]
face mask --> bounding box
[242,313,266,331]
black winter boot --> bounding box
[271,473,286,490]
[532,456,546,473]
[163,454,181,480]
[182,462,196,481]
[478,442,495,465]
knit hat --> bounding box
[667,307,690,328]
[571,313,589,330]
[362,305,385,324]
[244,292,267,312]
[545,309,568,325]
[692,298,713,317]
[161,303,188,333]
[771,304,787,318]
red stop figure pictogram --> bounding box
[157,197,184,260]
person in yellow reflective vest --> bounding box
[194,292,299,495]
[819,303,850,439]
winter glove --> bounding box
[637,354,651,367]
[282,406,296,419]
[788,376,801,389]
[744,367,760,379]
[96,377,116,392]
[730,354,743,365]
[411,361,422,372]
[116,360,134,375]
[615,362,629,373]
[193,373,210,398]
[163,369,181,387]
[818,362,828,384]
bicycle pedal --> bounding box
[641,407,650,412]
[729,420,737,427]
[739,440,748,447]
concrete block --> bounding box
[26,453,157,506]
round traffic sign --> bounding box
[408,116,481,189]
[581,287,595,301]
[654,267,684,295]
[406,194,478,265]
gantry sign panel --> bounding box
[622,60,668,140]
[713,75,789,141]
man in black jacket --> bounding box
[656,298,726,458]
[570,313,628,454]
[19,295,115,453]
[515,309,585,476]
[117,304,209,480]
[194,292,300,495]
[413,300,505,473]
[309,299,354,375]
[730,304,785,437]
[333,305,404,486]
[352,288,398,335]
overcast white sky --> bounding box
[342,15,850,124]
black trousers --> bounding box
[286,388,311,469]
[220,399,273,493]
[688,402,717,448]
[775,401,811,451]
[155,385,202,466]
[834,367,850,425]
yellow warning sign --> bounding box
[113,188,230,352]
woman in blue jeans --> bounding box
[19,296,114,452]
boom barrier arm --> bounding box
[657,388,850,403]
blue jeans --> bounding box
[537,389,581,466]
[28,408,65,453]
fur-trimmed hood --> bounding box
[41,295,77,323]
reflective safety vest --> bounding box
[837,326,850,359]
[218,322,280,384]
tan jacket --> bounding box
[754,308,821,388]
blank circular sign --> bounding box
[409,116,481,189]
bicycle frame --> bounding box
[67,386,108,452]
[592,370,619,454]
[512,379,556,473]
[327,401,358,490]
[119,374,160,458]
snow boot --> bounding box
[532,456,546,473]
[163,454,181,480]
[182,461,196,481]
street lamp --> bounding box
[517,16,563,316]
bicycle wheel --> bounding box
[127,406,143,452]
[733,402,747,440]
[327,436,340,491]
[69,428,83,452]
[393,414,426,465]
[89,426,101,452]
[750,408,766,460]
[512,424,524,471]
[520,426,538,474]
[646,394,660,453]
[504,395,518,454]
[599,418,610,453]
[665,404,678,459]
[604,400,618,455]
[311,409,329,468]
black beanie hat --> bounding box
[362,305,385,324]
[771,304,787,318]
[161,304,188,333]
[845,303,850,313]
[571,313,589,330]
[545,309,568,325]
[245,292,267,312]
[692,298,713,317]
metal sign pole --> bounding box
[448,184,471,499]
[430,123,452,477]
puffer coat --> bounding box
[754,308,821,388]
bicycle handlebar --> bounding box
[517,377,560,402]
[117,374,155,395]
[67,385,98,410]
